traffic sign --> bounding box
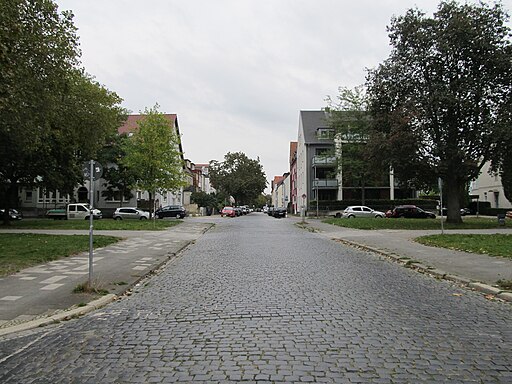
[83,160,103,181]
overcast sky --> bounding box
[55,0,512,193]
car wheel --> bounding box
[140,217,147,220]
[114,216,122,220]
[348,215,355,218]
[176,213,181,219]
[335,212,341,218]
[375,215,383,218]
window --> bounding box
[316,128,334,140]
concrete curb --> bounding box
[0,294,116,337]
[331,238,512,303]
[0,237,201,337]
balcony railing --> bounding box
[312,156,336,167]
[313,179,339,188]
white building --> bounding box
[470,162,512,209]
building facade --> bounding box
[470,162,512,209]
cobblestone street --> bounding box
[1,214,511,383]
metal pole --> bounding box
[88,160,94,287]
[439,177,444,235]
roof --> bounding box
[289,141,297,165]
[117,113,184,163]
[117,114,178,135]
[299,110,332,144]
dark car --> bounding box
[386,205,436,219]
[155,205,186,219]
[440,207,470,216]
[0,209,22,220]
[272,207,287,218]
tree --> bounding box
[98,134,137,206]
[366,1,512,223]
[0,0,126,223]
[209,152,267,205]
[122,105,185,218]
[191,191,216,209]
[325,86,389,205]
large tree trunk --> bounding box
[2,182,19,226]
[445,177,463,224]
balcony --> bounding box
[313,179,339,189]
[312,156,336,167]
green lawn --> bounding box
[0,233,121,276]
[1,218,182,230]
[323,217,512,230]
[415,234,512,259]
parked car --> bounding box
[329,206,385,219]
[0,209,23,220]
[155,205,186,219]
[267,206,275,216]
[221,206,236,217]
[386,205,436,219]
[272,207,287,218]
[440,207,470,216]
[113,207,149,220]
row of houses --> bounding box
[271,110,512,214]
[15,114,215,217]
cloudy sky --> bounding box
[55,0,512,193]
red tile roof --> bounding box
[118,114,177,135]
[289,141,298,164]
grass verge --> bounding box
[414,234,512,259]
[323,217,512,230]
[0,233,120,276]
[1,218,182,230]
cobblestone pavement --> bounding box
[1,214,511,383]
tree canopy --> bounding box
[0,0,126,222]
[121,105,185,216]
[209,152,267,205]
[325,86,389,204]
[366,0,512,223]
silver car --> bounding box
[341,205,385,218]
[113,207,149,220]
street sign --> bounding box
[83,161,103,181]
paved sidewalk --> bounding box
[291,216,512,300]
[0,221,213,334]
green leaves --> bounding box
[366,0,512,222]
[121,105,185,199]
[209,152,266,205]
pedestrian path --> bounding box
[0,221,212,331]
[290,216,512,300]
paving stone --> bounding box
[0,216,511,382]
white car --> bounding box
[113,207,149,220]
[329,205,385,218]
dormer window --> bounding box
[316,128,334,140]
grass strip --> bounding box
[0,233,120,276]
[323,217,512,230]
[415,234,512,259]
[1,218,181,230]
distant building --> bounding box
[470,162,512,209]
[296,110,413,211]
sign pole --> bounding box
[88,160,94,287]
[438,177,444,235]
